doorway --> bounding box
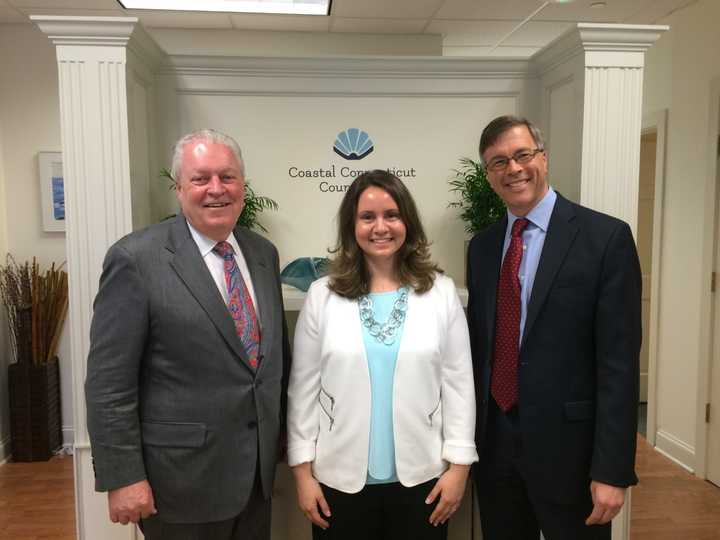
[639,110,667,447]
[637,130,657,429]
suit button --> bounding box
[248,421,257,429]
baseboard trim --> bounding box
[62,426,75,447]
[655,429,695,473]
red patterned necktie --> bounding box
[491,218,529,412]
[213,241,261,369]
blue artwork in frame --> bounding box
[38,152,64,232]
[52,176,65,220]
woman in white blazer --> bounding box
[287,170,478,540]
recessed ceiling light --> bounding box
[117,0,331,15]
[590,1,606,7]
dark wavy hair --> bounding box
[328,170,441,299]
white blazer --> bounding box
[287,274,478,493]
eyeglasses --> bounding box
[485,148,544,172]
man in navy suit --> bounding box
[467,115,641,539]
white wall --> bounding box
[0,23,73,449]
[171,93,515,282]
[642,0,720,470]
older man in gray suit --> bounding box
[85,129,290,540]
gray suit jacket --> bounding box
[85,215,290,523]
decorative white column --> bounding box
[32,16,142,540]
[533,23,667,540]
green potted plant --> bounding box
[160,168,278,232]
[448,157,506,235]
[0,256,67,461]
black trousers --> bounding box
[474,399,610,540]
[312,479,448,540]
[139,470,271,540]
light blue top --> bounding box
[361,289,405,484]
[502,187,557,344]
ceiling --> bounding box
[0,0,695,56]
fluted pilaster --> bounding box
[581,64,645,231]
[32,15,141,540]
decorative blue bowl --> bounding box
[281,257,330,292]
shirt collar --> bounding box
[186,220,240,257]
[507,186,556,233]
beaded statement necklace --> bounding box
[358,287,409,346]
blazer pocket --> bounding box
[141,421,207,448]
[563,400,595,422]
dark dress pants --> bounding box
[139,469,271,540]
[474,399,610,540]
[312,479,448,540]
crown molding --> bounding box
[161,54,531,79]
[127,21,166,70]
[30,15,138,47]
[532,23,669,75]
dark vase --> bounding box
[8,356,62,461]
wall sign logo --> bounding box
[333,128,374,160]
[288,127,415,192]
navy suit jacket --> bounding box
[467,193,641,503]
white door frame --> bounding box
[696,76,720,479]
[641,109,668,447]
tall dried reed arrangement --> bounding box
[0,255,68,365]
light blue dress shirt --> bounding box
[361,289,406,484]
[501,187,557,343]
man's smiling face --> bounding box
[176,140,246,241]
[482,125,548,217]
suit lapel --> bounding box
[521,194,579,350]
[234,227,273,365]
[483,218,507,349]
[166,216,252,368]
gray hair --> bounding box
[170,128,245,181]
[478,115,546,166]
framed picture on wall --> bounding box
[38,151,65,232]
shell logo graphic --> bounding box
[333,128,374,160]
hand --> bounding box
[585,481,626,525]
[108,479,157,525]
[292,463,331,529]
[426,464,470,526]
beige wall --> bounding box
[0,111,10,460]
[642,0,720,469]
[0,23,73,449]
